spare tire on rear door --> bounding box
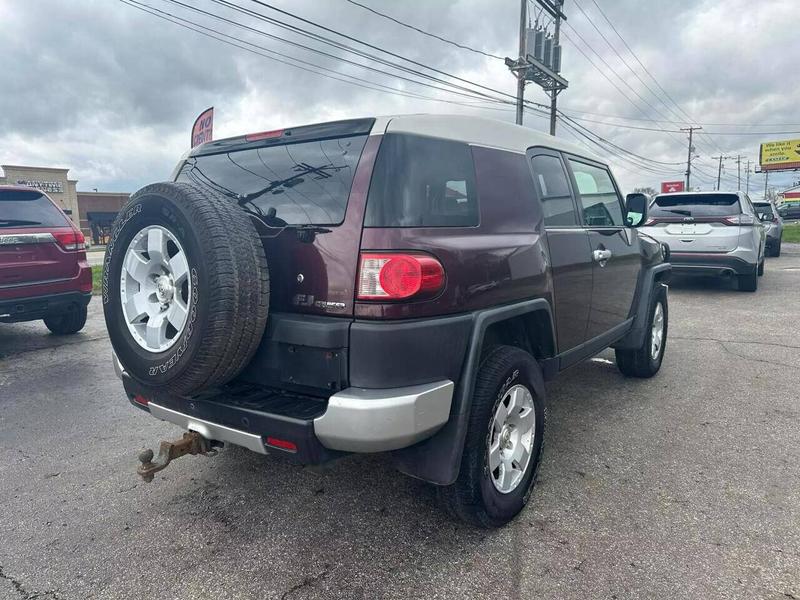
[103,182,269,396]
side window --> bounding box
[530,154,577,226]
[568,160,625,227]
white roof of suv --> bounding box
[375,114,598,160]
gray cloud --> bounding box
[1,0,798,195]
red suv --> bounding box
[0,185,92,334]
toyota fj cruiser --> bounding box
[104,115,670,527]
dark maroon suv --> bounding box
[1,185,92,334]
[104,115,670,527]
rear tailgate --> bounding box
[645,192,743,253]
[175,118,378,318]
[0,228,82,287]
[646,220,741,253]
[0,189,83,290]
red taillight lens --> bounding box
[245,129,284,142]
[265,437,297,453]
[644,218,656,226]
[132,395,149,406]
[53,230,86,251]
[722,214,755,226]
[357,253,445,301]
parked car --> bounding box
[104,115,670,527]
[753,200,783,257]
[777,202,800,220]
[640,191,766,291]
[0,185,92,333]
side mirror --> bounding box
[625,193,649,227]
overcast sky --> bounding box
[1,0,798,197]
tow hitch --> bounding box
[137,431,219,482]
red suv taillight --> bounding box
[721,214,755,226]
[53,230,86,251]
[357,252,445,301]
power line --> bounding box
[342,0,504,60]
[584,0,725,156]
[121,0,519,112]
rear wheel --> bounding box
[103,182,269,396]
[436,345,546,528]
[737,269,758,292]
[757,258,765,276]
[772,238,782,257]
[44,304,87,335]
[615,284,668,378]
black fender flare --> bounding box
[613,262,671,350]
[390,298,555,486]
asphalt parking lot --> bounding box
[1,250,799,600]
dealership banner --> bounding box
[759,138,800,171]
[661,180,685,193]
[191,107,214,148]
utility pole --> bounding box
[515,0,526,125]
[735,155,742,190]
[506,0,567,131]
[712,155,729,190]
[764,170,769,201]
[549,1,564,135]
[745,160,751,193]
[681,126,702,190]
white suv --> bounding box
[640,191,765,292]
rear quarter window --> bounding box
[364,134,479,227]
[0,189,70,227]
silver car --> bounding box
[640,191,766,292]
[753,200,784,257]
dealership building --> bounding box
[1,164,128,243]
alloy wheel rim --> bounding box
[120,225,191,353]
[488,383,536,494]
[650,302,664,360]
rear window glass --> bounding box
[176,135,368,226]
[365,134,479,227]
[0,189,70,227]
[651,193,740,218]
[753,203,774,218]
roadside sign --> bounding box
[759,138,800,171]
[191,107,214,148]
[661,181,685,193]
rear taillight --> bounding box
[357,252,445,301]
[132,395,149,407]
[53,230,86,250]
[644,218,656,226]
[722,214,755,226]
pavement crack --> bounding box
[0,336,107,361]
[280,570,328,600]
[0,565,60,599]
[671,335,800,351]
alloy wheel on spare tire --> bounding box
[102,182,269,396]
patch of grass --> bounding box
[91,265,103,295]
[783,223,800,244]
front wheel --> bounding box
[437,345,546,528]
[615,284,668,378]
